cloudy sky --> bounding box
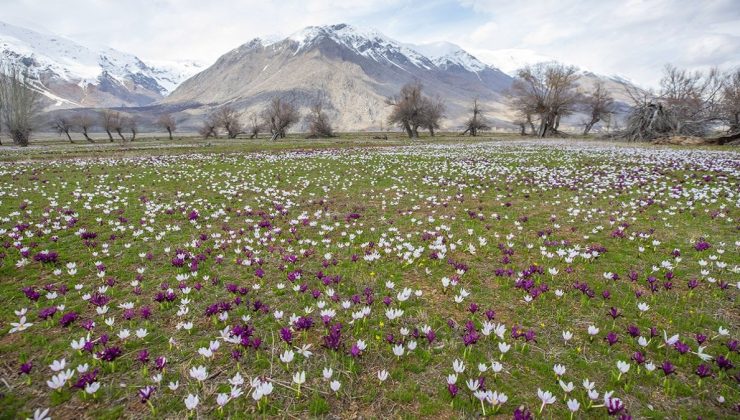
[2,0,739,87]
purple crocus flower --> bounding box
[19,362,32,375]
[97,347,122,362]
[22,287,41,301]
[323,323,342,351]
[139,386,156,403]
[138,349,150,364]
[674,341,690,354]
[33,250,59,263]
[426,330,436,344]
[716,355,734,370]
[73,368,99,389]
[605,332,619,346]
[660,361,676,376]
[606,397,625,415]
[695,364,712,378]
[294,316,314,331]
[60,311,79,327]
[349,343,361,358]
[693,239,711,251]
[726,340,738,352]
[280,327,293,344]
[627,325,640,337]
[513,406,533,420]
[38,306,57,320]
[154,356,167,370]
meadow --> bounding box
[0,136,738,419]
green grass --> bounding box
[0,135,737,418]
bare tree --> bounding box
[660,64,724,136]
[100,109,118,142]
[198,114,219,139]
[386,81,444,138]
[111,112,127,141]
[387,81,424,138]
[581,81,615,135]
[420,96,445,136]
[510,93,538,135]
[305,100,334,138]
[52,116,74,143]
[262,97,299,141]
[247,114,262,139]
[624,65,726,141]
[124,115,137,141]
[720,69,740,134]
[461,99,489,136]
[157,113,176,140]
[0,63,42,146]
[510,62,580,137]
[72,113,95,143]
[214,106,242,139]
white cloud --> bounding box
[1,0,737,87]
[451,0,740,86]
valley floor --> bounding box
[0,136,738,418]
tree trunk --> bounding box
[167,127,173,140]
[583,117,599,135]
[65,130,73,143]
[116,128,126,141]
[537,118,547,138]
[106,130,114,142]
[131,129,136,141]
[403,122,413,138]
[428,126,435,137]
[11,129,29,147]
[710,130,740,145]
[411,126,419,138]
[519,123,526,136]
[82,129,94,143]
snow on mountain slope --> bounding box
[410,41,488,72]
[287,24,436,70]
[470,48,556,76]
[146,59,207,93]
[0,21,199,108]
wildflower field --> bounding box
[0,137,738,419]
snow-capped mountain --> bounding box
[0,21,201,108]
[165,23,515,130]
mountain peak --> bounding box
[0,21,202,108]
[281,23,435,70]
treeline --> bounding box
[1,61,739,146]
